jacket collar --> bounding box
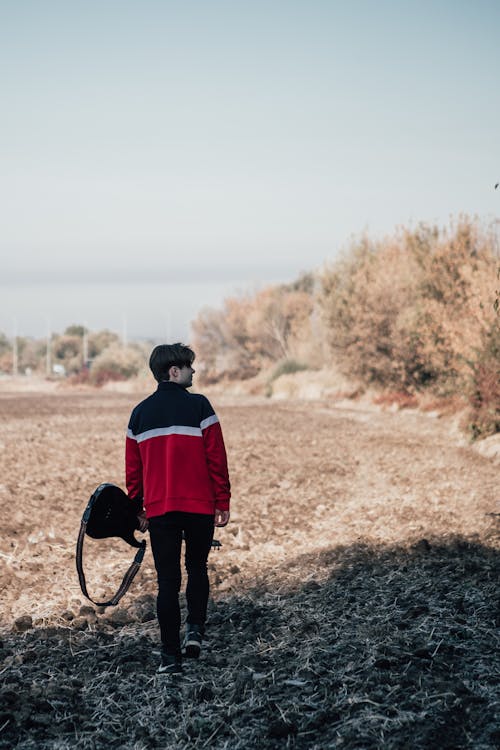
[157,381,187,392]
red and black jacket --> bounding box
[126,382,230,518]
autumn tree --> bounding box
[320,218,498,394]
[192,274,318,382]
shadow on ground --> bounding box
[1,538,498,749]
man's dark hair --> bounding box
[149,343,195,382]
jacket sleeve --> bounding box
[200,398,231,510]
[125,417,143,501]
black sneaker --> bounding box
[183,624,202,659]
[158,651,182,675]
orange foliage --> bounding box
[192,217,499,437]
[321,218,498,397]
[192,277,316,381]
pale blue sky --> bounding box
[1,0,499,339]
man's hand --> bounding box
[215,509,230,527]
[137,510,149,532]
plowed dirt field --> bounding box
[0,389,498,749]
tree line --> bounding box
[192,217,499,439]
[0,326,149,386]
[1,216,497,437]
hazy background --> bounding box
[1,0,499,341]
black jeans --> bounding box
[148,511,215,657]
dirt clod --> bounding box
[13,616,32,632]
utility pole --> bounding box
[46,318,52,377]
[12,318,18,377]
[122,313,128,347]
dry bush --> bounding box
[87,329,121,358]
[53,335,81,362]
[0,332,10,355]
[0,351,13,374]
[321,233,424,388]
[89,344,145,386]
[17,338,46,374]
[410,219,497,394]
[192,297,261,382]
[466,320,500,438]
[321,218,499,402]
[192,275,319,382]
[0,336,47,375]
[0,333,12,373]
[246,284,317,368]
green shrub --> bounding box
[269,359,309,382]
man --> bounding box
[126,343,230,675]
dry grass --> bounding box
[419,394,467,416]
[372,391,419,410]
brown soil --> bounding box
[0,390,498,749]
